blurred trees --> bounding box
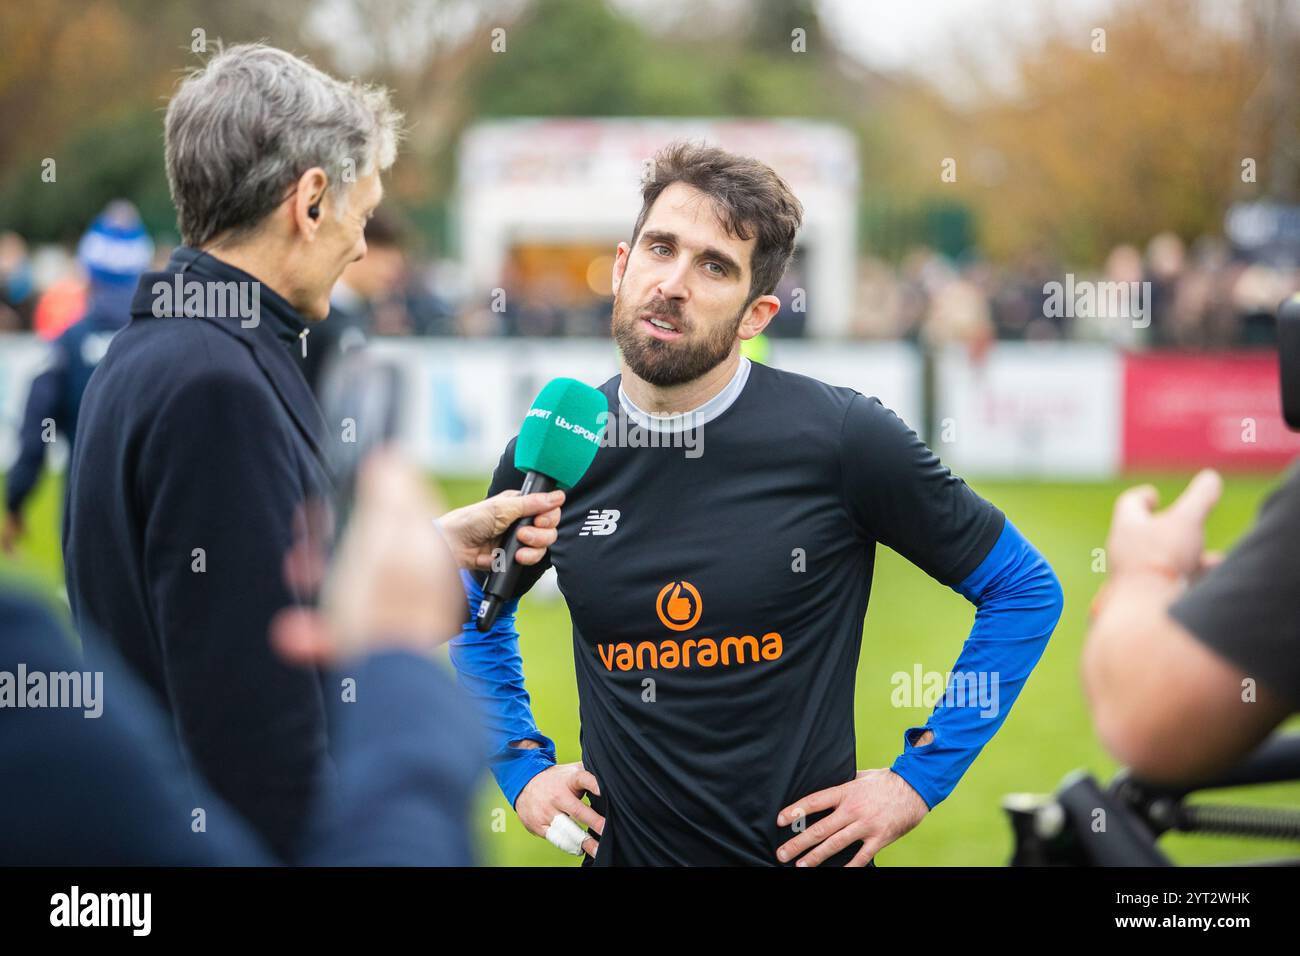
[0,0,1297,266]
[0,0,328,240]
[303,0,522,204]
[471,0,849,119]
[893,0,1294,265]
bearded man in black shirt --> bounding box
[452,142,1063,866]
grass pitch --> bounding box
[5,471,1297,866]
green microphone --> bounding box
[475,377,608,630]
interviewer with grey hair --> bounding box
[62,44,563,858]
[161,43,401,318]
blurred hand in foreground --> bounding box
[1105,469,1222,581]
[273,450,463,665]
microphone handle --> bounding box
[475,471,557,630]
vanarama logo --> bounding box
[596,580,783,672]
[656,581,701,630]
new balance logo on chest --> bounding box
[579,509,621,536]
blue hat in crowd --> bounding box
[77,201,154,288]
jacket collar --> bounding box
[129,246,327,461]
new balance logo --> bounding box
[579,509,621,536]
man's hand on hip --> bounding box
[516,761,604,859]
[776,767,928,867]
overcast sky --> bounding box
[818,0,1117,95]
[313,0,1244,101]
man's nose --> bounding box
[655,260,690,302]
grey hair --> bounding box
[164,42,403,247]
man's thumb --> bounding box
[1173,469,1223,523]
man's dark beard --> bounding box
[612,291,743,388]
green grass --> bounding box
[6,471,1299,866]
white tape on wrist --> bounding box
[544,812,587,855]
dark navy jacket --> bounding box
[0,587,483,865]
[4,285,133,515]
[62,246,337,859]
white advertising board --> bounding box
[933,343,1122,478]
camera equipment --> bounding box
[1277,293,1300,430]
[1004,732,1300,866]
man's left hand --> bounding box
[776,767,929,867]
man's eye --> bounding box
[704,262,725,276]
[651,244,671,256]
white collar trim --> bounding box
[617,357,751,433]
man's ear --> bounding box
[738,294,780,341]
[611,241,631,297]
[292,167,330,239]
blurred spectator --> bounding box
[3,201,152,555]
[1145,231,1185,346]
[31,249,87,341]
[920,275,995,355]
[507,271,567,337]
[304,212,409,395]
[2,226,1298,348]
[411,259,464,337]
[1085,245,1136,343]
[851,257,907,339]
[1232,262,1295,347]
[0,232,35,331]
[406,267,459,336]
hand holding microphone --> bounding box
[275,361,589,663]
[439,488,565,572]
[475,378,608,630]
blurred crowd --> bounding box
[0,213,462,343]
[852,232,1299,351]
[2,216,1295,348]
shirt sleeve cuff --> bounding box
[492,741,558,810]
[889,726,943,810]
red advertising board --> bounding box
[1123,352,1300,471]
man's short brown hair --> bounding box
[631,141,804,303]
